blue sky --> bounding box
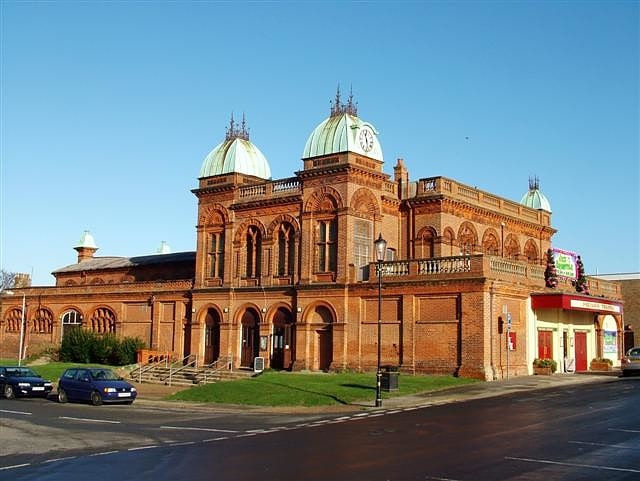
[1,1,638,286]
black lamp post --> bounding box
[374,233,387,408]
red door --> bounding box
[575,331,588,372]
[538,330,553,359]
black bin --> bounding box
[381,365,399,391]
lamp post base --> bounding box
[375,369,382,407]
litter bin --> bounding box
[381,365,399,391]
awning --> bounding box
[531,293,623,315]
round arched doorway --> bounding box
[204,308,221,365]
[271,307,294,370]
[240,308,261,368]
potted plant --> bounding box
[533,358,557,375]
[589,357,613,371]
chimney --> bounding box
[74,230,98,263]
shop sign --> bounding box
[569,299,621,313]
[553,248,577,279]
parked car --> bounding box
[0,366,53,399]
[57,367,137,406]
[621,347,640,377]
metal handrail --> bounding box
[202,355,233,384]
[135,355,171,383]
[165,354,198,386]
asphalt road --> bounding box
[2,376,639,480]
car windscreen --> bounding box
[90,370,120,380]
[7,368,39,377]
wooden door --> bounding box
[575,331,588,372]
[318,328,333,371]
[538,330,553,359]
[204,310,220,365]
[240,310,260,368]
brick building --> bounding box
[0,92,625,379]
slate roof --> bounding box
[53,251,196,274]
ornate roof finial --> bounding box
[330,84,358,117]
[225,112,250,141]
[528,175,540,191]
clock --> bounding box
[359,127,374,153]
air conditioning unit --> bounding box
[254,356,264,373]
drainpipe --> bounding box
[489,282,497,380]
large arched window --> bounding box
[524,239,539,263]
[32,308,53,334]
[482,231,500,256]
[5,308,22,332]
[458,224,477,255]
[61,309,82,338]
[316,218,337,272]
[246,226,262,278]
[277,222,295,277]
[505,234,521,259]
[91,307,116,334]
[208,230,225,278]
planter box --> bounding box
[589,362,612,371]
[533,366,553,375]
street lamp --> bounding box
[2,290,26,366]
[374,233,387,408]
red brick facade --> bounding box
[0,107,625,380]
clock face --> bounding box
[359,127,374,152]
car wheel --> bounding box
[58,388,68,403]
[90,391,103,406]
[4,384,15,399]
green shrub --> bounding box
[60,328,95,363]
[59,329,146,365]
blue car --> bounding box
[57,367,137,406]
[0,366,53,399]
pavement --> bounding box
[130,371,623,413]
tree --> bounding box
[544,249,558,288]
[1,269,17,292]
[572,255,590,295]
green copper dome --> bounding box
[520,177,552,212]
[199,115,272,179]
[302,89,383,162]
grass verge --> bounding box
[168,370,478,407]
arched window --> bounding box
[62,309,82,338]
[316,219,337,272]
[524,239,539,263]
[5,308,22,332]
[246,226,262,278]
[208,230,225,278]
[32,308,53,333]
[505,234,520,259]
[458,224,477,255]
[416,227,436,258]
[91,307,116,334]
[482,231,500,255]
[277,223,295,277]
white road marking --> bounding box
[505,456,640,473]
[0,409,32,416]
[89,451,119,457]
[59,416,121,424]
[128,445,159,451]
[160,425,237,433]
[202,436,229,442]
[169,441,197,447]
[570,440,639,450]
[0,464,31,471]
[609,428,640,434]
[43,456,77,463]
